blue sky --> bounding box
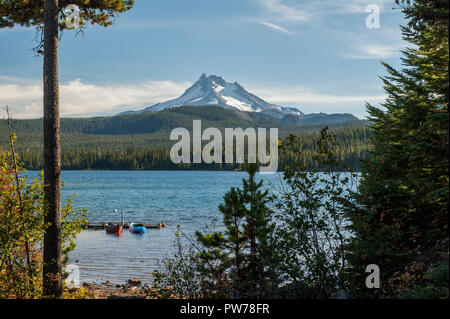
[0,0,407,118]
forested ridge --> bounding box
[0,106,370,170]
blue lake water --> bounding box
[25,170,282,284]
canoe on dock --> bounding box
[105,223,123,234]
[87,223,167,230]
[129,222,146,233]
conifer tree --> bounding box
[0,0,134,298]
[196,164,275,297]
[347,0,448,297]
[241,164,275,295]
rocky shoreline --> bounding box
[77,279,152,299]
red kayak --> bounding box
[105,223,123,234]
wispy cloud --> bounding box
[0,76,191,118]
[258,21,294,35]
[336,25,406,60]
[250,0,308,37]
[1,75,386,119]
[247,84,387,118]
[253,0,395,23]
[345,44,402,59]
[333,0,397,14]
[257,0,310,22]
[250,85,386,105]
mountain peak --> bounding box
[194,73,226,87]
[135,74,304,119]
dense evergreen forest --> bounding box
[0,106,370,171]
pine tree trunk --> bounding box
[42,0,62,298]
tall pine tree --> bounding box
[347,0,449,297]
[1,0,134,298]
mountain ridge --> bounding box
[4,106,363,137]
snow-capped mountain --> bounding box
[129,74,304,119]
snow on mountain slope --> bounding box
[133,74,304,119]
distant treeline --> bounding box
[0,106,371,170]
[0,106,362,136]
[1,126,371,171]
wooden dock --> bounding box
[86,223,167,230]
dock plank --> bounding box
[86,223,166,229]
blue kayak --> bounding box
[129,222,146,233]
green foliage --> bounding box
[346,0,449,298]
[1,0,132,299]
[153,128,360,299]
[61,194,88,276]
[0,135,88,298]
[0,139,46,298]
[149,226,205,299]
[271,127,358,298]
[152,165,276,298]
[401,258,449,299]
[0,0,134,55]
[0,0,134,29]
[194,164,276,298]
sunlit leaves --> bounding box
[0,137,88,298]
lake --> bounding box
[25,170,282,284]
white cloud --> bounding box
[331,25,406,60]
[258,0,310,22]
[254,0,395,23]
[0,75,386,120]
[250,85,386,104]
[0,76,191,119]
[251,0,405,60]
[247,84,387,118]
[333,0,395,13]
[258,21,294,35]
[250,1,307,38]
[345,43,402,59]
[313,0,395,14]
